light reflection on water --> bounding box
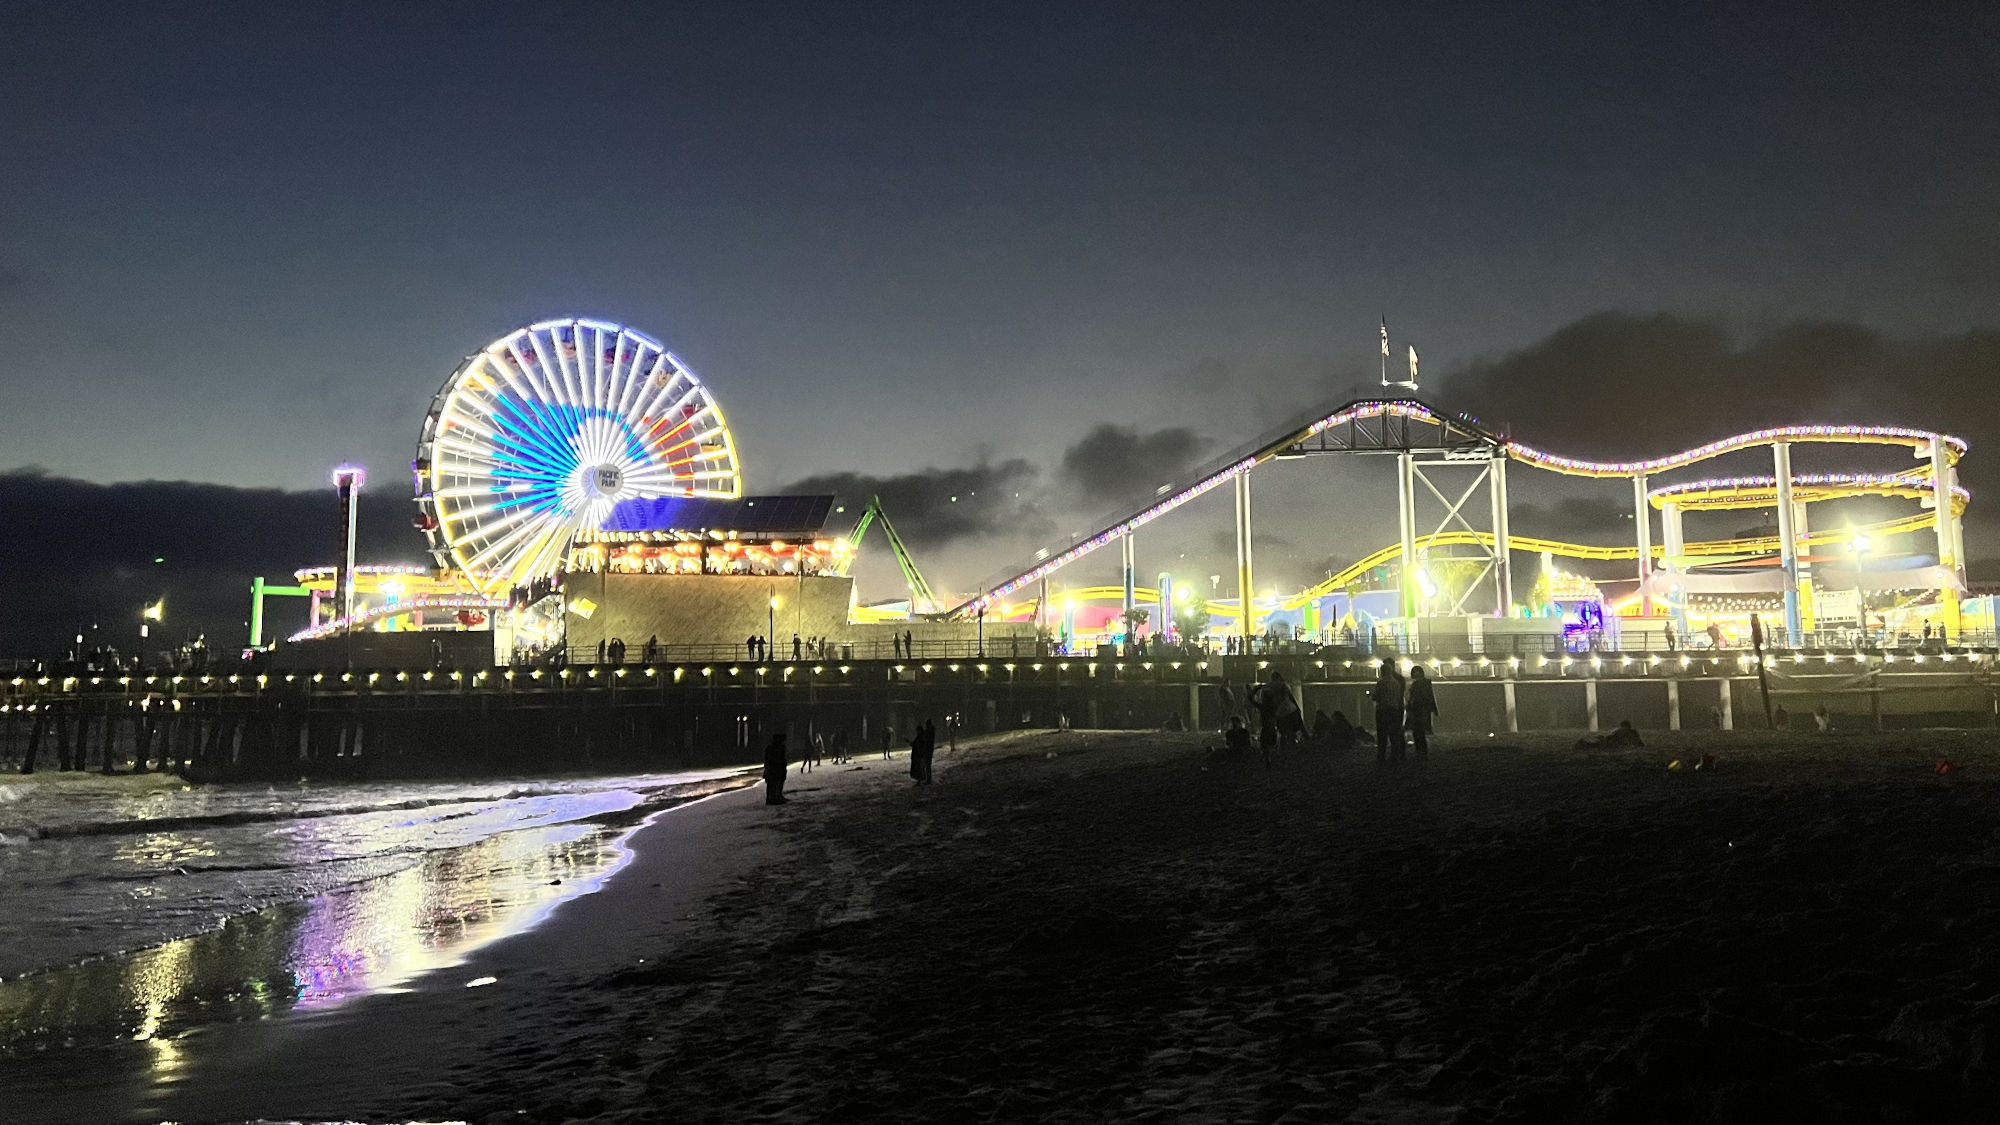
[0,817,636,1062]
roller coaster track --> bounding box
[949,397,1966,620]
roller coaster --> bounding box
[950,398,1969,639]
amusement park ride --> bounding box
[261,316,1975,656]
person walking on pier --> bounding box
[904,629,915,660]
[1406,665,1438,761]
[763,733,790,805]
[792,633,802,661]
[1373,659,1407,764]
[747,634,759,661]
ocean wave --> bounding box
[4,788,594,841]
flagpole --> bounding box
[1380,317,1388,387]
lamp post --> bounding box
[140,600,163,673]
[768,595,779,659]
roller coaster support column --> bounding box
[1234,469,1255,648]
[1121,532,1137,623]
[1793,496,1816,636]
[1489,457,1512,612]
[1931,436,1963,634]
[1773,443,1802,643]
[1397,453,1419,646]
[1661,502,1688,638]
[1632,473,1653,617]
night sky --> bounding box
[4,2,1998,654]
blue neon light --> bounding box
[483,393,648,518]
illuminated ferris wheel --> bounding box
[414,317,743,593]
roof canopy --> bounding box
[599,494,835,537]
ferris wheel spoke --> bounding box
[610,339,652,422]
[631,360,690,423]
[458,505,562,575]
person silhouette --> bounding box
[763,734,789,805]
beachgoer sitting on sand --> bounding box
[1220,715,1253,756]
[1773,704,1789,730]
[1573,720,1644,750]
[1813,704,1832,732]
[1327,710,1365,750]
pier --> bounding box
[6,643,1997,782]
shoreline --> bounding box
[10,728,2000,1123]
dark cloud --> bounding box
[1436,313,2000,549]
[1160,354,1378,428]
[1060,424,1215,509]
[0,468,428,657]
[1505,496,1636,547]
[778,459,1046,552]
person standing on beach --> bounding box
[1266,671,1303,746]
[1406,665,1438,760]
[917,719,939,783]
[1372,659,1407,763]
[763,733,790,804]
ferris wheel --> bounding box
[414,317,743,593]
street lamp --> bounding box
[1851,533,1871,642]
[139,601,163,673]
[768,595,779,657]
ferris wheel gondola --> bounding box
[414,317,742,594]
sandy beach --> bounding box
[14,725,2000,1123]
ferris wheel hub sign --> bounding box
[586,464,626,499]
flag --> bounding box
[1408,345,1419,383]
[1380,318,1389,356]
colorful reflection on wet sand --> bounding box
[0,817,635,1068]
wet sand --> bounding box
[23,727,2000,1123]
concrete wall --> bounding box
[566,572,859,651]
[275,629,495,671]
[558,571,1042,655]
